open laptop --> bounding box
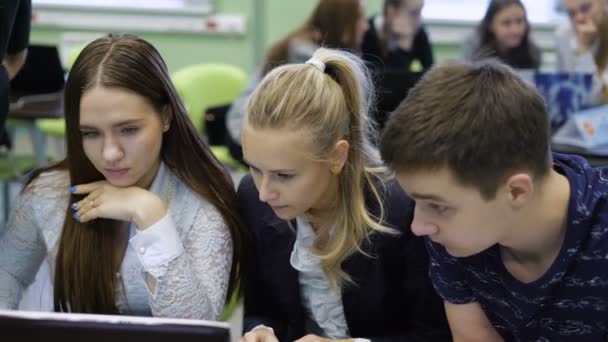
[532,72,593,132]
[373,69,424,131]
[0,310,230,342]
[10,44,65,99]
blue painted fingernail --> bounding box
[70,203,77,210]
[69,186,76,193]
[72,212,80,221]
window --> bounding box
[422,0,563,24]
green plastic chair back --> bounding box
[171,63,247,135]
[37,118,65,137]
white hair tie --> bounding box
[305,57,325,73]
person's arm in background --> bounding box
[1,0,31,80]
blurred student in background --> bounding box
[361,0,433,72]
[238,48,450,342]
[0,34,246,320]
[226,0,369,164]
[556,0,608,105]
[0,0,31,149]
[461,0,541,69]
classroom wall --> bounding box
[29,0,383,74]
[28,0,555,75]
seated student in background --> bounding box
[361,0,433,72]
[0,34,246,320]
[226,0,369,164]
[0,0,31,150]
[460,0,541,69]
[238,48,451,342]
[380,60,608,341]
[556,0,608,105]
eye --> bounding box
[427,202,449,215]
[249,166,260,174]
[276,173,295,182]
[80,130,99,138]
[121,126,139,135]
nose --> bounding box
[102,136,124,163]
[410,206,440,237]
[574,11,587,24]
[361,19,370,32]
[258,176,278,203]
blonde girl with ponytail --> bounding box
[237,48,450,342]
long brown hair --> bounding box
[475,0,540,69]
[262,0,363,75]
[26,34,246,313]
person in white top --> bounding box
[556,0,608,105]
[0,34,246,319]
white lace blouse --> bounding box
[0,163,233,320]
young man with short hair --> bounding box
[380,60,608,341]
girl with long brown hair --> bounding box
[461,0,541,69]
[0,34,246,319]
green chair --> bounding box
[0,123,37,221]
[171,63,247,170]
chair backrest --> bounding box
[172,64,247,134]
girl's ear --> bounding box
[330,139,350,174]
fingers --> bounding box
[70,180,107,195]
[71,193,102,223]
[265,334,279,342]
[241,331,260,342]
[294,334,322,342]
[241,330,279,342]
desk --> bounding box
[8,91,64,167]
[552,143,608,167]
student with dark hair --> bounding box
[381,60,608,341]
[557,0,608,105]
[0,34,246,319]
[226,0,369,163]
[238,47,450,342]
[461,0,541,69]
[361,0,434,72]
[0,0,31,145]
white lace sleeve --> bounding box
[146,202,233,320]
[0,185,47,309]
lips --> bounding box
[105,168,129,176]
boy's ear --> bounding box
[504,173,535,208]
